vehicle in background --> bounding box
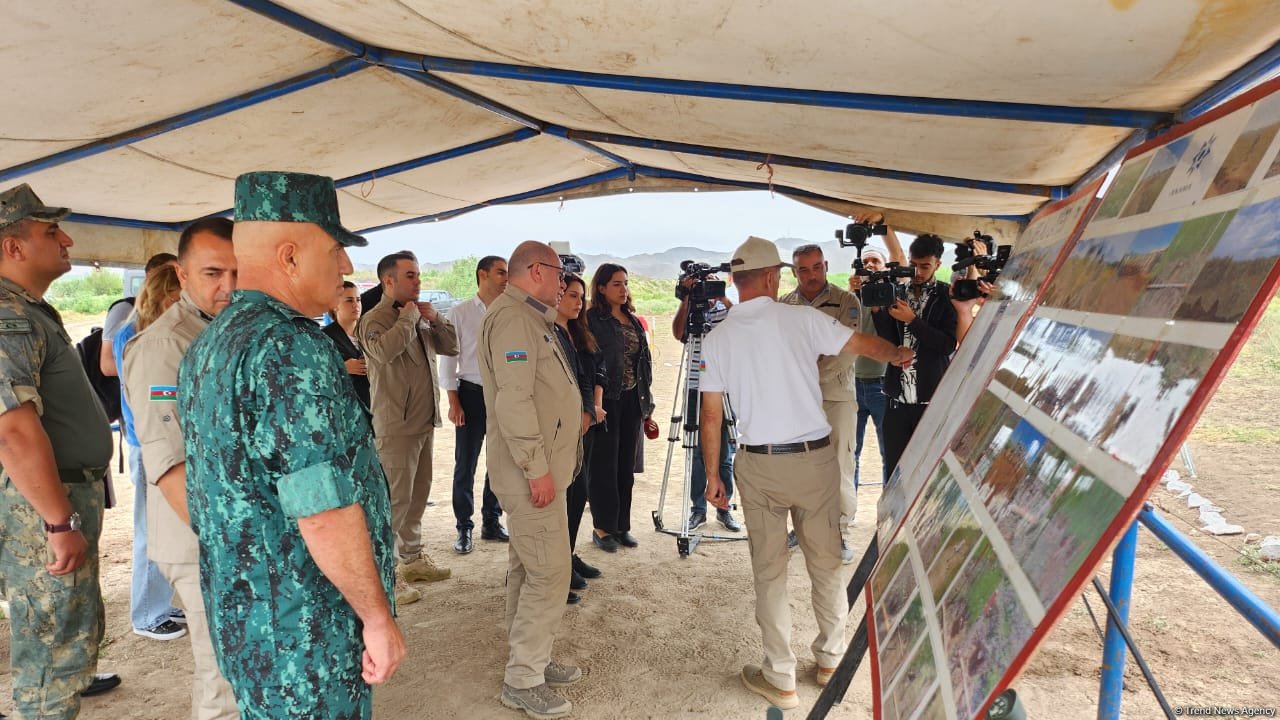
[418,289,458,314]
[122,268,146,298]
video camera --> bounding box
[675,260,730,304]
[836,225,913,308]
[559,253,585,277]
[950,231,1011,301]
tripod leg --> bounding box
[653,342,689,531]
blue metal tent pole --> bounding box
[1097,521,1139,720]
[1178,39,1280,123]
[1139,505,1280,647]
[0,57,367,184]
[556,128,1055,197]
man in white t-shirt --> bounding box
[699,236,911,710]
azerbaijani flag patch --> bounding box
[149,385,178,401]
[505,350,528,364]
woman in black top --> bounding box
[553,274,607,598]
[586,263,654,552]
[322,281,372,419]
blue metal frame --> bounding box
[0,57,367,185]
[226,0,367,56]
[336,129,539,188]
[1097,506,1280,720]
[1178,39,1280,122]
[359,167,632,232]
[65,213,186,232]
[559,129,1056,197]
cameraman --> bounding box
[671,273,740,532]
[847,235,903,487]
[869,230,958,484]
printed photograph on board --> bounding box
[872,537,912,601]
[1118,136,1192,217]
[1130,211,1236,318]
[994,316,1065,399]
[1178,194,1280,323]
[1095,154,1152,220]
[877,595,930,692]
[1207,93,1280,198]
[1100,222,1183,316]
[926,521,984,604]
[951,391,1019,476]
[876,555,922,641]
[884,634,940,720]
[1059,334,1158,446]
[1026,325,1112,423]
[911,463,979,571]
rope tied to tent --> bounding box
[360,172,376,199]
[756,155,775,197]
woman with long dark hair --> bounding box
[586,263,654,552]
[552,274,607,602]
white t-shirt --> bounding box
[699,297,853,445]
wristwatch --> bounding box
[45,512,82,534]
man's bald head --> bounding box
[232,220,353,317]
[507,240,564,305]
[508,241,558,278]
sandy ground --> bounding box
[2,315,1277,719]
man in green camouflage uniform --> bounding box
[179,172,403,719]
[0,184,111,719]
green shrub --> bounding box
[46,270,122,315]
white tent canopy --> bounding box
[5,1,1280,264]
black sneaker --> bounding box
[133,620,186,641]
[787,530,799,550]
[81,672,121,697]
[168,609,187,626]
[717,509,742,532]
[481,521,510,542]
[592,532,620,553]
[688,511,707,529]
[570,569,588,590]
[572,554,601,579]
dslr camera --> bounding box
[836,225,912,308]
[950,231,1011,301]
[675,260,730,304]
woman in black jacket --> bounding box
[586,263,655,552]
[322,281,372,419]
[553,274,607,600]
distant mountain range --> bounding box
[363,236,871,279]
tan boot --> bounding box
[399,552,451,583]
[742,664,799,709]
[816,665,836,687]
[394,578,421,607]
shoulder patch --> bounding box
[505,350,528,363]
[0,318,32,334]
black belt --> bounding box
[58,466,108,484]
[459,379,482,389]
[887,399,928,410]
[855,377,884,384]
[741,436,830,455]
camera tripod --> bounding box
[651,328,749,557]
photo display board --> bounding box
[867,77,1280,720]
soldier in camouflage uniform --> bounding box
[179,172,403,719]
[0,184,112,720]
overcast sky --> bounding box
[354,190,852,266]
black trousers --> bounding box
[567,426,596,552]
[589,387,642,534]
[882,401,928,486]
[452,380,501,530]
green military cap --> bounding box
[233,171,367,248]
[0,183,70,229]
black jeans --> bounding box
[452,381,501,530]
[589,387,642,534]
[690,420,734,514]
[567,426,596,551]
[882,400,928,486]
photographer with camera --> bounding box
[698,236,911,709]
[949,232,1002,345]
[845,232,903,488]
[867,228,959,485]
[671,266,741,533]
[780,244,866,562]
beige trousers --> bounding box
[495,490,572,689]
[734,444,849,691]
[155,561,240,720]
[376,431,434,561]
[823,398,858,525]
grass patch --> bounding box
[1236,545,1280,580]
[1225,295,1280,381]
[1190,425,1280,444]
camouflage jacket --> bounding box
[179,289,394,687]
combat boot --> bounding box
[399,552,451,583]
[394,577,421,606]
[501,683,572,719]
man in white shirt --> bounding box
[699,236,911,710]
[441,256,510,554]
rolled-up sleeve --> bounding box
[253,332,362,518]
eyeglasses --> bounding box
[528,261,567,282]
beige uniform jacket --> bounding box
[121,292,209,565]
[358,294,458,438]
[781,283,864,402]
[478,286,582,496]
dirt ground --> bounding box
[2,313,1277,719]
